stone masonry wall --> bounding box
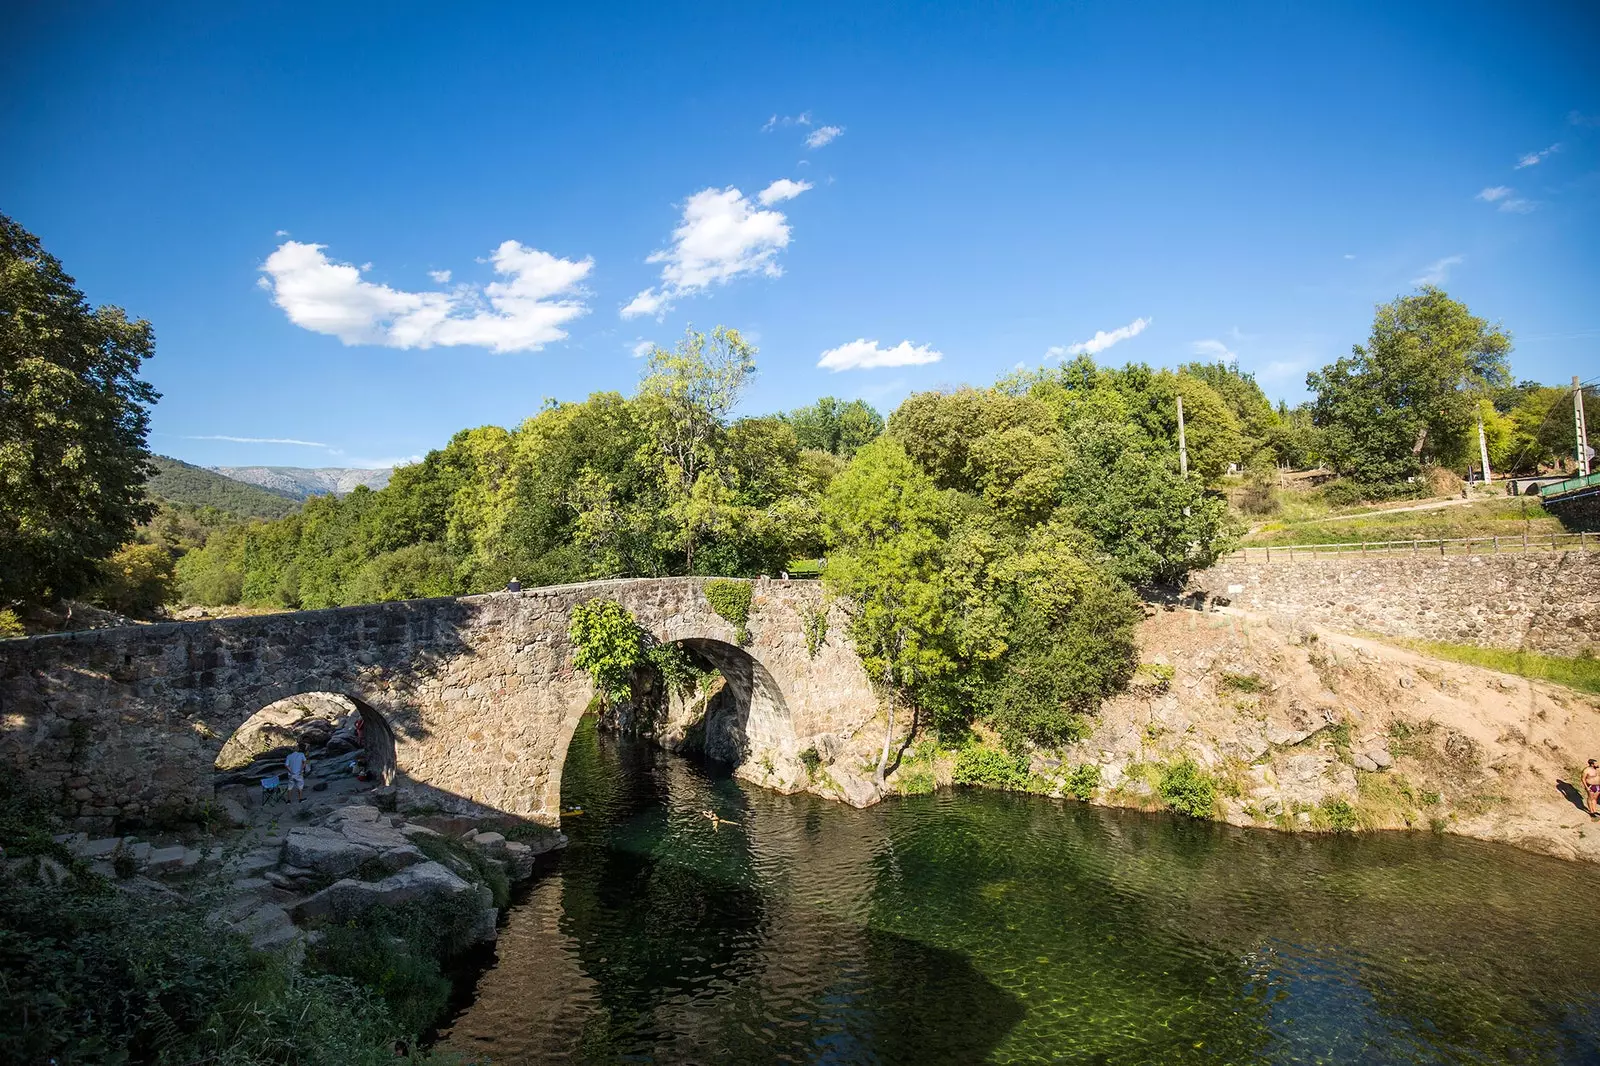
[1189,549,1600,657]
[0,578,876,832]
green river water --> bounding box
[438,718,1600,1064]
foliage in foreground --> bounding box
[0,782,455,1064]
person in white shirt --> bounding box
[285,743,310,803]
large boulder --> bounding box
[282,826,375,877]
[291,861,492,929]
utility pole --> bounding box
[1579,376,1592,476]
[1477,411,1492,485]
[1176,393,1189,477]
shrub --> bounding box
[798,746,823,776]
[704,578,753,643]
[801,604,828,658]
[1319,798,1358,833]
[0,609,23,637]
[94,541,176,614]
[1063,764,1101,801]
[1158,759,1218,818]
[568,598,645,705]
[953,746,1030,790]
[1237,468,1279,515]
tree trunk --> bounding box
[875,696,894,786]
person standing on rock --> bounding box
[285,742,310,803]
[1584,759,1600,818]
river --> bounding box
[437,717,1600,1064]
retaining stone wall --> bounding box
[1189,550,1600,657]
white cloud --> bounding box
[1476,185,1535,213]
[274,229,290,237]
[1514,143,1561,168]
[428,269,452,283]
[186,434,329,446]
[1190,339,1236,362]
[805,125,844,149]
[1047,316,1150,358]
[762,112,812,132]
[1343,253,1357,260]
[631,339,654,358]
[259,239,592,352]
[817,338,942,372]
[1412,255,1464,286]
[621,184,799,319]
[1571,111,1600,128]
[758,178,813,205]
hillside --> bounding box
[211,465,393,499]
[146,456,302,519]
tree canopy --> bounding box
[0,213,159,607]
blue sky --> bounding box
[4,2,1597,470]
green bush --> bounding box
[801,604,828,658]
[799,746,823,776]
[1063,763,1101,800]
[704,578,753,643]
[1158,759,1218,818]
[0,609,21,637]
[953,746,1030,790]
[568,598,646,705]
[1219,671,1265,693]
[1321,479,1425,506]
[1319,798,1359,833]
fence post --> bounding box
[1493,536,1498,553]
[1523,530,1529,552]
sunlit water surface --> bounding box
[438,719,1600,1064]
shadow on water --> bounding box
[441,718,1600,1065]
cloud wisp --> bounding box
[1047,316,1150,358]
[1190,339,1237,362]
[805,125,844,149]
[817,338,943,372]
[1412,255,1464,287]
[621,182,807,319]
[186,434,329,447]
[1515,143,1561,168]
[631,339,654,358]
[259,240,592,352]
[762,112,812,132]
[1478,185,1534,213]
[758,178,813,204]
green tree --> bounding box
[637,326,757,571]
[784,397,884,457]
[822,436,952,781]
[1308,288,1512,482]
[94,541,176,615]
[0,214,160,606]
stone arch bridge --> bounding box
[0,578,878,832]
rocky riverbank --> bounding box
[39,791,564,954]
[792,605,1600,864]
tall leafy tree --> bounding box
[0,214,159,606]
[637,326,756,571]
[821,436,952,781]
[784,397,884,458]
[1308,287,1512,482]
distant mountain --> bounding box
[211,465,393,500]
[146,456,303,519]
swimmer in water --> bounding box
[701,809,741,830]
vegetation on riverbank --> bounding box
[0,782,467,1063]
[1384,639,1600,697]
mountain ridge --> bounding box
[210,465,393,499]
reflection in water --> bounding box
[439,718,1600,1064]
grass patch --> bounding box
[1243,496,1562,547]
[411,832,510,909]
[1389,640,1600,696]
[1219,671,1265,694]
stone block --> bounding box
[282,826,375,877]
[145,845,188,872]
[292,861,477,925]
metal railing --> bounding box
[1540,470,1600,500]
[1231,531,1596,562]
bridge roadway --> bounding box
[0,577,877,833]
